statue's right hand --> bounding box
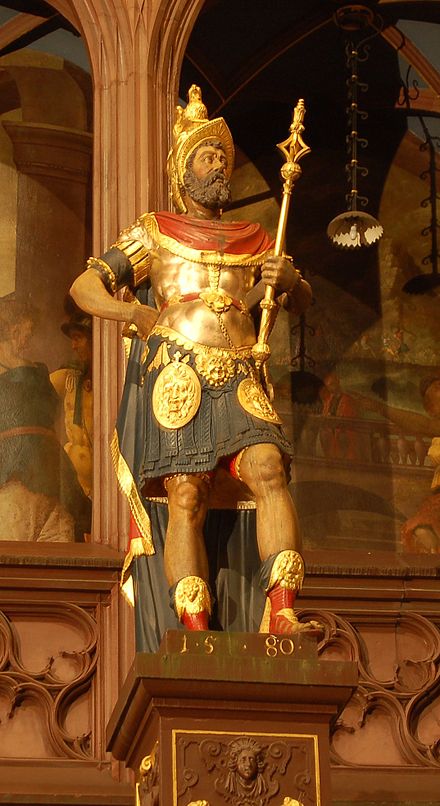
[129,303,159,339]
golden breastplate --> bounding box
[150,248,258,348]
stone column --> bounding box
[3,119,92,367]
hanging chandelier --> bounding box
[327,5,384,249]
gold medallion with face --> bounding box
[152,358,201,429]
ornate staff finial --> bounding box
[278,98,310,168]
[252,99,311,370]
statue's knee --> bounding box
[246,446,286,491]
[260,457,286,489]
[169,478,207,514]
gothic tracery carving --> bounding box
[298,607,440,768]
[0,603,97,759]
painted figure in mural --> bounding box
[0,298,91,541]
[71,85,316,645]
[359,376,440,553]
[318,369,369,462]
[51,310,93,498]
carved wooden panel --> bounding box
[135,730,319,806]
[0,546,133,802]
[0,602,97,759]
[298,608,440,769]
[176,732,317,806]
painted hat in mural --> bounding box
[167,84,235,213]
[61,312,92,337]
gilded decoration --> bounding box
[167,84,235,214]
[199,288,232,314]
[110,430,155,584]
[86,256,117,293]
[207,263,220,291]
[161,290,248,316]
[111,235,151,286]
[174,575,212,619]
[142,213,269,268]
[147,326,288,402]
[148,325,253,388]
[136,741,159,806]
[152,353,202,429]
[266,550,305,592]
[194,352,236,387]
[146,341,172,372]
[237,377,282,424]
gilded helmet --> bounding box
[167,84,235,213]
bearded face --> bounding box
[183,140,232,211]
[183,166,232,211]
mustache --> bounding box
[183,166,232,210]
[203,169,229,186]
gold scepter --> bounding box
[252,99,311,372]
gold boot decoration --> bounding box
[174,575,212,631]
[260,550,321,635]
[267,549,305,593]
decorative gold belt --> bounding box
[149,325,253,361]
[148,326,282,425]
[160,289,248,315]
[147,325,253,389]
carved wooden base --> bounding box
[107,631,357,806]
[0,542,133,803]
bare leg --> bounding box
[238,443,300,559]
[164,474,211,630]
[164,473,210,585]
[239,443,307,634]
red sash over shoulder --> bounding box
[154,211,272,255]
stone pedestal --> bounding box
[107,631,357,806]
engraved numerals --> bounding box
[180,634,217,654]
[265,635,295,657]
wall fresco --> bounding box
[0,51,92,541]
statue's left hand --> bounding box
[261,255,300,293]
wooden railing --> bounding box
[291,413,433,470]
